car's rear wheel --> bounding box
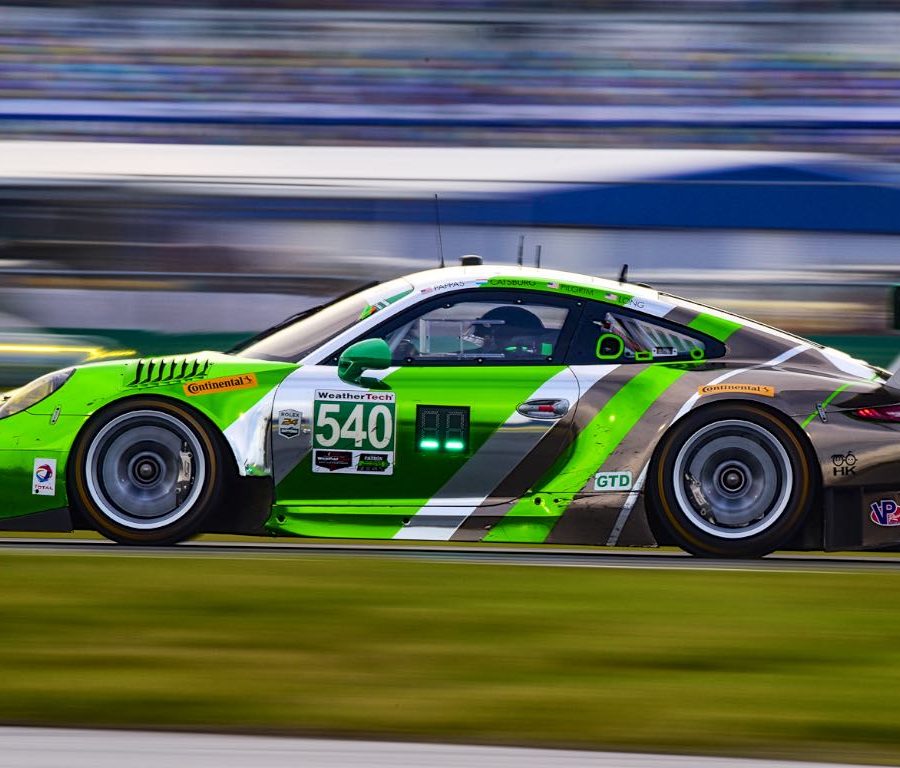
[69,398,227,545]
[649,403,814,557]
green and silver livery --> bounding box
[2,264,899,557]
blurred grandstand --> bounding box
[0,3,898,384]
[1,4,900,157]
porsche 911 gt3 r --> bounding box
[2,263,899,557]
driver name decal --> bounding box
[312,390,396,475]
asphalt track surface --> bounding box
[4,537,900,572]
[0,728,873,768]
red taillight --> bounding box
[854,405,900,422]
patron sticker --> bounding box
[184,373,258,396]
[312,390,396,474]
[698,383,775,398]
[32,457,56,496]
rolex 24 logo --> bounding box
[870,499,900,527]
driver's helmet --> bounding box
[467,306,544,352]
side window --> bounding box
[361,292,573,365]
[568,304,721,365]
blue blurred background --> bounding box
[1,1,898,385]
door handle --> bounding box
[517,398,570,420]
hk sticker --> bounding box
[32,458,56,496]
[277,409,301,439]
[831,451,856,477]
[870,499,900,527]
[594,470,633,492]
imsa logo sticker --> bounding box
[277,409,301,439]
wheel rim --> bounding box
[671,419,793,540]
[84,410,207,530]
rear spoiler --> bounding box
[888,367,900,390]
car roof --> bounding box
[404,264,665,302]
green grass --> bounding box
[3,551,900,763]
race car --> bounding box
[2,262,899,557]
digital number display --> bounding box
[415,406,470,454]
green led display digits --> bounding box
[416,405,470,454]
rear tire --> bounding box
[69,398,228,545]
[648,403,813,557]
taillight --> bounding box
[853,405,900,422]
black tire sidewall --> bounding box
[649,403,814,558]
[69,397,227,545]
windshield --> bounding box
[235,277,413,362]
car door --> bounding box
[530,298,723,546]
[269,289,582,540]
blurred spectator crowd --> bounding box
[1,4,900,156]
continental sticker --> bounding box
[312,390,396,474]
[698,383,775,398]
[184,373,258,396]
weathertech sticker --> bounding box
[698,383,775,398]
[184,373,258,396]
[32,457,56,495]
[312,390,396,474]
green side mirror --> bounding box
[338,338,392,386]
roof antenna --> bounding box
[433,194,445,268]
[534,244,542,269]
[618,263,629,284]
[516,235,524,267]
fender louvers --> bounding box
[128,358,210,387]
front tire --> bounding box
[69,398,228,545]
[649,403,814,557]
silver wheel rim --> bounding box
[672,419,793,540]
[84,410,207,530]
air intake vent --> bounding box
[127,357,210,388]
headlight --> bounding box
[0,368,74,419]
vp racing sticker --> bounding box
[870,499,900,527]
[312,390,396,474]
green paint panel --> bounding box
[688,313,743,342]
[485,365,686,543]
[0,353,297,521]
[273,365,563,538]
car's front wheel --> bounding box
[649,403,814,557]
[69,398,227,545]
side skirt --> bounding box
[0,507,73,532]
